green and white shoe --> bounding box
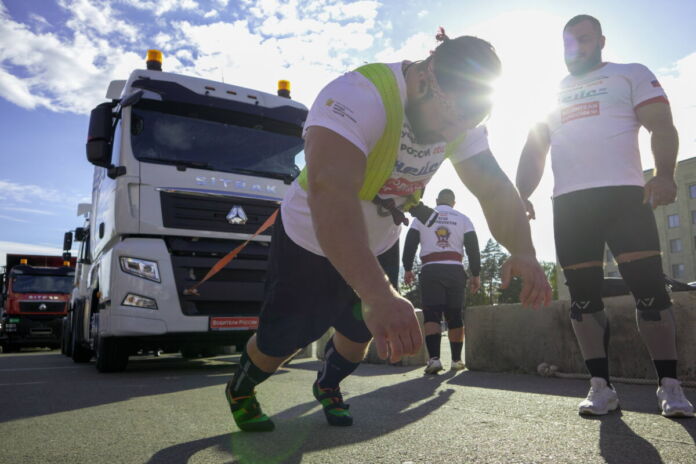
[225,383,275,432]
[313,381,353,426]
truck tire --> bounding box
[95,336,128,373]
[180,346,201,359]
[62,318,73,357]
[71,333,92,363]
[3,343,19,353]
[70,301,92,363]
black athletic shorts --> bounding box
[255,212,400,357]
[420,263,467,325]
[553,186,660,268]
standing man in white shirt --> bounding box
[225,29,552,433]
[516,14,693,417]
[402,189,481,373]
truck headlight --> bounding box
[120,257,160,282]
[122,293,158,309]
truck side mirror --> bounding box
[63,231,73,252]
[86,102,115,168]
[74,227,88,242]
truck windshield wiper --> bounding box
[223,168,295,185]
[174,160,212,171]
[138,157,213,171]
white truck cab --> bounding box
[67,50,307,372]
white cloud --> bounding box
[416,10,428,18]
[0,214,28,223]
[120,0,199,16]
[0,1,145,113]
[0,180,86,207]
[59,0,138,42]
[0,0,387,114]
[0,207,56,216]
[203,9,219,18]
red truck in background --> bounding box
[0,253,76,352]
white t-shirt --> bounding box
[281,62,491,256]
[546,62,668,197]
[409,204,475,267]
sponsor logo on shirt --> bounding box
[435,226,451,248]
[561,102,600,123]
[399,144,445,158]
[560,87,608,104]
[651,80,661,88]
[393,159,441,176]
[325,98,357,123]
[379,177,426,196]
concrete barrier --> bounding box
[465,291,696,381]
[315,308,429,366]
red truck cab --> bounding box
[1,255,76,352]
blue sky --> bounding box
[1,0,695,265]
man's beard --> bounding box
[405,96,445,145]
[566,44,602,76]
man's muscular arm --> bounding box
[305,126,422,361]
[636,101,679,208]
[455,150,551,308]
[516,123,551,220]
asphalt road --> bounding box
[1,349,695,464]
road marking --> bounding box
[0,366,84,372]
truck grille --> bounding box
[166,236,271,317]
[160,190,278,235]
[19,301,66,313]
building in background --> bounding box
[559,156,696,300]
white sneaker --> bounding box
[450,360,466,371]
[657,378,694,418]
[578,377,619,415]
[424,357,443,375]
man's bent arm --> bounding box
[463,231,480,277]
[305,126,422,360]
[402,228,420,272]
[455,150,551,307]
[456,151,536,256]
[305,126,392,304]
[516,123,551,200]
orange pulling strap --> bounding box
[183,209,279,296]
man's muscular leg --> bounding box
[615,251,677,382]
[564,260,611,384]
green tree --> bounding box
[399,257,422,308]
[476,239,508,305]
[542,261,559,300]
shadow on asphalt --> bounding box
[283,358,418,377]
[0,351,288,423]
[147,373,456,464]
[581,410,696,464]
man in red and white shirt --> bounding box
[402,189,481,373]
[516,14,693,418]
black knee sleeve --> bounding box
[423,306,445,324]
[444,308,463,330]
[618,255,671,321]
[564,266,605,322]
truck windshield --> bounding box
[11,275,74,294]
[130,100,305,181]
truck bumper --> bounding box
[1,315,63,346]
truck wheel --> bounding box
[71,336,92,363]
[95,336,128,373]
[180,346,201,359]
[61,319,72,356]
[3,343,19,353]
